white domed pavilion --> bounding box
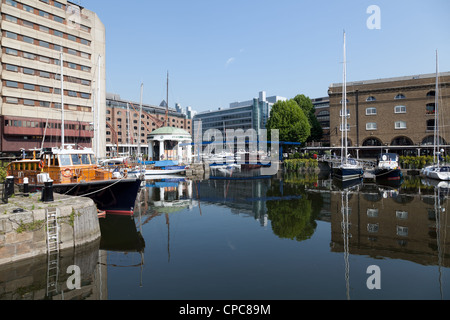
[148,127,192,164]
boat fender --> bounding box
[62,168,72,178]
[39,160,45,169]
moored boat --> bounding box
[144,160,187,176]
[374,153,403,181]
[6,145,141,216]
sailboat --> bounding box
[421,50,450,181]
[332,32,364,182]
[7,53,142,216]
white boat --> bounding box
[145,168,186,175]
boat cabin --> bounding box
[7,146,113,186]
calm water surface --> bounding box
[1,170,449,300]
[105,171,450,300]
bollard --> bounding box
[23,177,29,197]
[5,176,14,198]
[41,180,54,202]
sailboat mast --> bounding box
[342,31,348,164]
[60,50,64,148]
[97,55,101,157]
[138,83,143,156]
[166,71,169,126]
[436,50,439,167]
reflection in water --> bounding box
[135,172,450,298]
[0,239,106,300]
[3,171,450,300]
[98,214,146,288]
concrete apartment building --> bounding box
[106,93,193,157]
[0,0,106,158]
[328,72,450,158]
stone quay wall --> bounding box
[0,192,101,265]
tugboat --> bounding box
[6,146,142,216]
[374,153,403,182]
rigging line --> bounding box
[57,176,129,199]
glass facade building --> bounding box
[193,91,286,138]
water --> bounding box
[1,170,450,300]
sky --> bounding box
[81,0,450,113]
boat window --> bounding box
[80,154,90,164]
[89,154,96,164]
[71,154,81,165]
[59,155,72,166]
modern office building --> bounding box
[312,96,330,146]
[105,93,192,157]
[328,71,450,157]
[0,0,106,157]
[193,91,286,139]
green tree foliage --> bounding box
[265,180,317,241]
[267,99,311,143]
[293,94,323,142]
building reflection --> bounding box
[328,181,450,268]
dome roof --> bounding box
[150,126,190,136]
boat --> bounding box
[6,146,142,216]
[374,153,403,181]
[332,32,363,182]
[421,50,450,181]
[144,160,187,176]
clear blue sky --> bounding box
[82,0,450,112]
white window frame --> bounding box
[366,122,377,131]
[394,105,406,114]
[366,107,377,115]
[395,121,407,129]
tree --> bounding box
[293,94,323,142]
[267,99,311,143]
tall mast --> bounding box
[138,83,143,156]
[342,31,348,164]
[97,55,101,157]
[165,71,169,126]
[60,50,64,148]
[435,50,440,167]
[127,102,130,156]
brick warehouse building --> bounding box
[328,71,450,158]
[0,0,106,158]
[106,93,193,157]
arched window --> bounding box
[427,91,436,97]
[366,96,376,102]
[340,138,352,147]
[395,93,406,100]
[422,135,447,145]
[363,137,382,146]
[391,136,413,146]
